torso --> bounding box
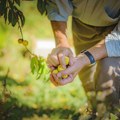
[71,0,120,26]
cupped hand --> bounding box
[54,54,90,86]
[47,47,75,86]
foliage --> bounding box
[0,0,49,81]
[30,56,50,81]
[37,0,46,15]
[0,0,25,27]
[0,0,46,27]
[0,44,87,119]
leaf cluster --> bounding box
[30,56,50,81]
[0,0,25,27]
[0,0,46,27]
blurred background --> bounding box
[0,1,87,120]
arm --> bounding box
[46,0,73,47]
[46,0,73,67]
[83,20,120,64]
[49,21,75,86]
[46,1,73,86]
[57,21,120,85]
[77,20,120,66]
[86,39,107,62]
[51,21,70,48]
[57,39,108,85]
[47,21,73,67]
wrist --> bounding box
[56,42,70,48]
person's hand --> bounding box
[54,53,90,86]
[47,47,74,86]
[47,47,74,69]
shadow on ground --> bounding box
[0,98,81,120]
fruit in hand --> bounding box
[52,57,69,79]
[58,65,64,72]
[57,65,68,79]
[62,75,68,79]
[65,56,69,65]
[53,69,58,74]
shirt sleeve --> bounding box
[46,0,73,21]
[105,20,120,57]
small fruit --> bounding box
[62,75,68,79]
[18,38,23,44]
[58,65,64,72]
[57,65,68,79]
[51,56,69,80]
[65,57,69,65]
[53,69,58,74]
[22,40,28,46]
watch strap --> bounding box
[81,50,96,65]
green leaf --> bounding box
[8,9,18,27]
[37,0,46,15]
[12,12,17,26]
[30,56,39,74]
[110,113,118,120]
[0,0,6,16]
[4,7,8,23]
[8,9,12,24]
[14,6,25,27]
[31,56,50,81]
[37,65,44,80]
[18,11,25,27]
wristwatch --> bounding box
[81,50,96,65]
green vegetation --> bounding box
[1,2,119,120]
[0,31,87,119]
[0,2,87,120]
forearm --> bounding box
[77,39,108,66]
[88,39,107,61]
[51,21,70,48]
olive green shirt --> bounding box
[46,0,120,57]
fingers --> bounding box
[47,47,76,86]
[69,55,74,66]
[52,73,61,85]
[57,65,77,78]
[58,53,66,68]
[47,48,74,67]
[64,48,73,56]
[59,74,74,85]
[50,74,58,86]
[47,54,59,67]
[51,71,78,86]
[57,48,74,68]
[58,72,78,85]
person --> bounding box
[46,0,120,115]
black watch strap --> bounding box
[81,50,96,65]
